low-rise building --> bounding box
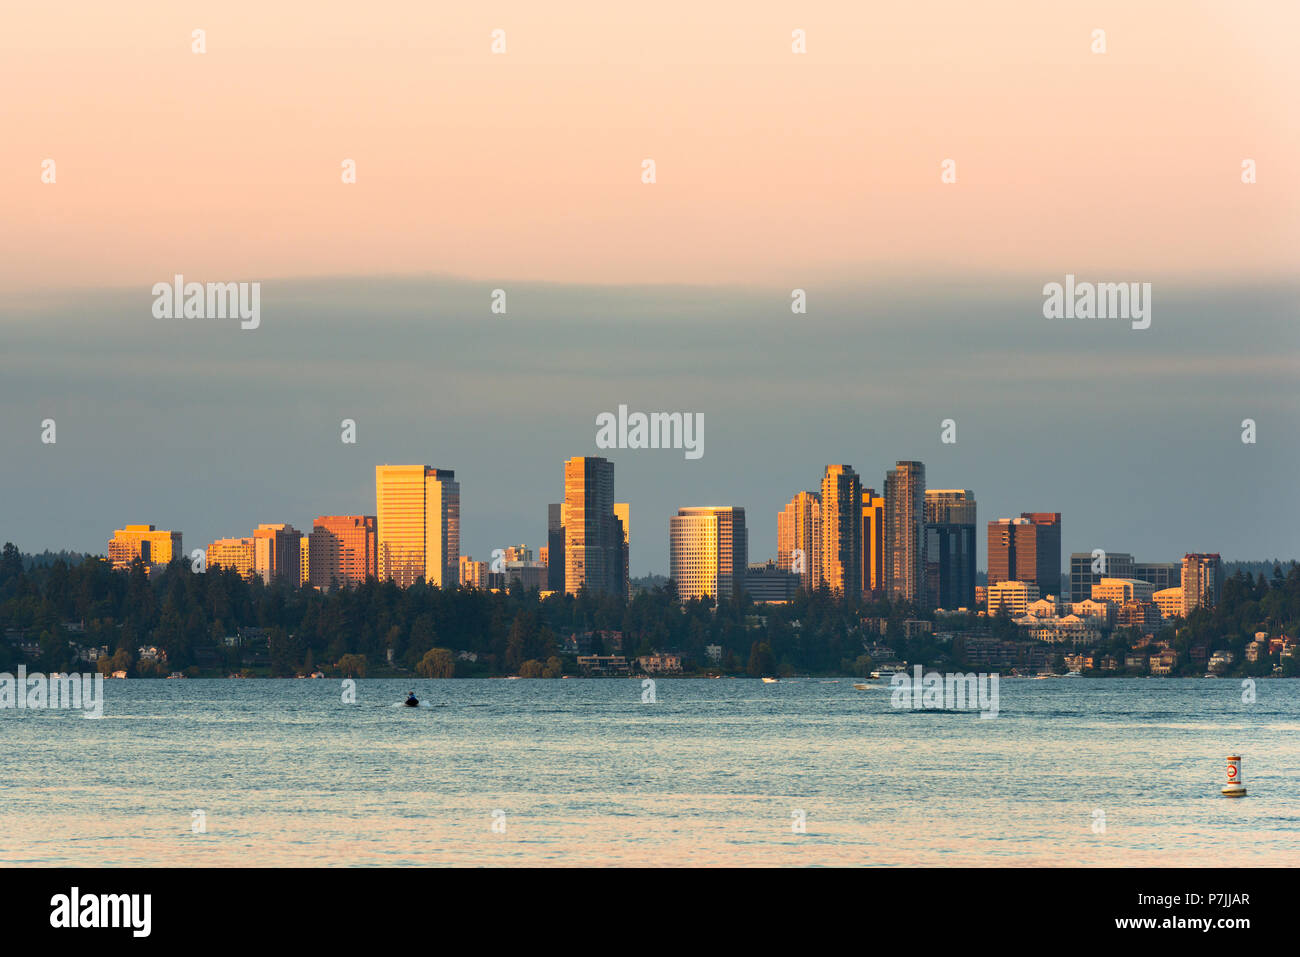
[745,561,801,603]
[1070,598,1114,626]
[576,655,631,676]
[637,652,683,674]
[958,637,1051,670]
[1208,650,1236,673]
[1018,614,1101,644]
[1117,600,1161,633]
[504,560,548,591]
[1025,597,1062,619]
[1150,650,1178,675]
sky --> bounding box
[1,1,1298,575]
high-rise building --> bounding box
[300,537,311,587]
[1181,553,1223,617]
[884,461,926,606]
[820,465,863,599]
[614,502,631,599]
[206,537,255,578]
[778,491,821,590]
[547,503,566,592]
[988,512,1061,596]
[309,515,377,589]
[459,555,489,589]
[669,506,748,601]
[1153,587,1184,619]
[861,489,886,598]
[924,489,977,610]
[108,525,183,570]
[563,457,626,597]
[1116,598,1162,633]
[1092,578,1155,604]
[987,580,1040,617]
[253,523,302,585]
[375,465,460,588]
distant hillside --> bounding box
[1224,560,1298,581]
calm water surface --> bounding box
[2,678,1297,866]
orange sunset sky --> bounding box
[2,0,1298,294]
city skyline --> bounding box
[90,452,1260,589]
[4,0,1298,887]
[9,273,1294,575]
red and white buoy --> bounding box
[1221,755,1246,797]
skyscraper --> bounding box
[987,512,1061,596]
[375,465,460,588]
[563,456,626,597]
[614,502,631,599]
[309,515,377,589]
[924,489,977,610]
[1181,553,1223,617]
[669,506,748,601]
[547,502,566,592]
[820,465,862,599]
[300,536,311,587]
[861,488,886,598]
[778,491,821,590]
[884,461,926,606]
[253,523,302,585]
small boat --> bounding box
[761,677,779,684]
[167,672,186,679]
[404,692,420,707]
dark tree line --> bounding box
[0,543,922,676]
[3,544,1296,677]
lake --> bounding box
[2,677,1296,866]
